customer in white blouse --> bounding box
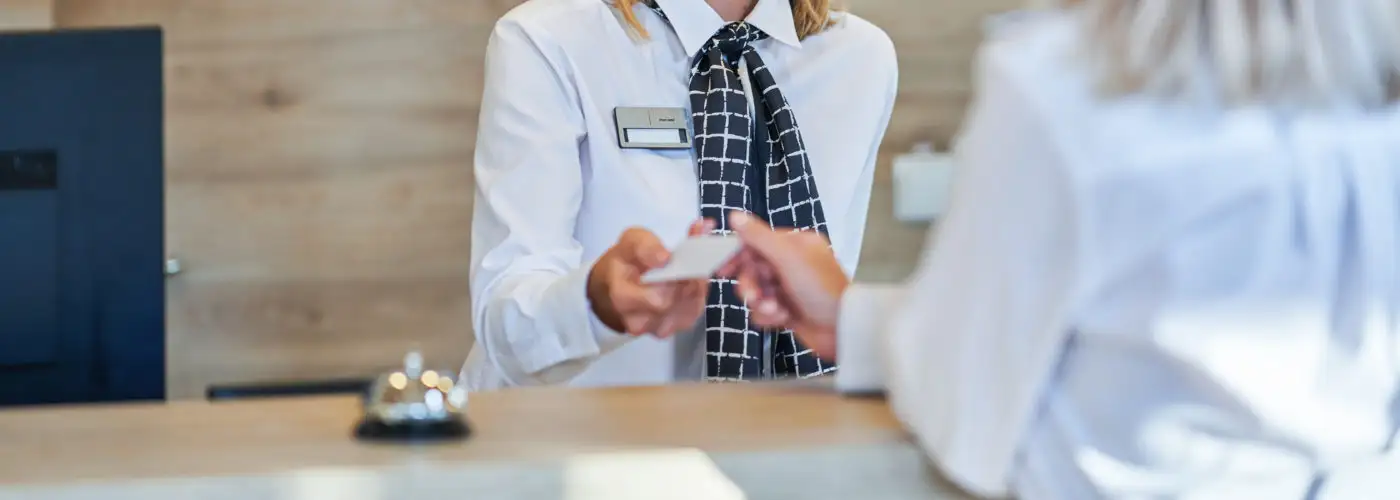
[720,1,1400,498]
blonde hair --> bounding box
[615,0,837,41]
[1066,0,1400,108]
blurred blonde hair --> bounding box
[1065,0,1400,108]
[615,0,837,41]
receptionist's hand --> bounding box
[588,219,714,338]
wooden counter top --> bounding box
[0,382,975,499]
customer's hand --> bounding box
[588,219,714,338]
[718,212,849,360]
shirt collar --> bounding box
[650,0,802,57]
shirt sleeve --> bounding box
[468,19,634,388]
[833,284,904,394]
[835,43,1086,498]
[832,36,900,278]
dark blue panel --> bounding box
[0,190,60,366]
[0,27,165,406]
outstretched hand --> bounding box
[588,219,716,338]
[717,212,850,361]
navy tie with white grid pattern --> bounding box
[647,3,835,382]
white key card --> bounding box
[640,235,742,284]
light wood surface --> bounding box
[847,0,1022,151]
[0,0,51,31]
[54,0,505,398]
[42,0,1021,398]
[0,383,973,499]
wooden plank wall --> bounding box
[846,0,1022,282]
[31,0,1020,398]
[0,0,51,30]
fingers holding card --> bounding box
[639,235,742,284]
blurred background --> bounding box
[0,0,1021,399]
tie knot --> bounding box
[707,22,768,61]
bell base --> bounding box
[353,416,471,443]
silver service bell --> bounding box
[353,350,472,442]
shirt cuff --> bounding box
[834,284,903,394]
[565,257,634,357]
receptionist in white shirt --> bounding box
[722,1,1400,499]
[461,0,898,390]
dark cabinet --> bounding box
[0,28,165,406]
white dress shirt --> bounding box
[836,12,1400,500]
[463,0,898,390]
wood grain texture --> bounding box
[0,0,52,30]
[847,0,1024,283]
[51,0,1023,398]
[0,383,909,485]
[848,0,1024,152]
[54,0,511,398]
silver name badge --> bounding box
[615,107,691,150]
